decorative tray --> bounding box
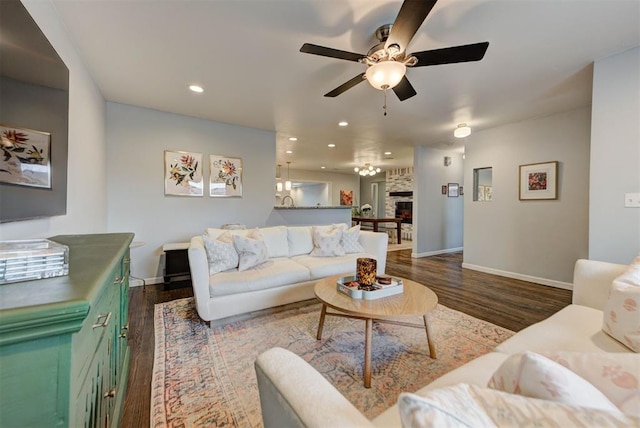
[337,275,403,300]
[0,239,69,284]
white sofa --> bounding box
[188,225,388,322]
[254,259,638,427]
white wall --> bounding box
[589,47,640,264]
[0,0,107,240]
[106,102,276,281]
[413,147,464,256]
[463,107,591,285]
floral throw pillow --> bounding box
[488,352,619,412]
[202,232,238,275]
[232,229,269,271]
[602,255,640,352]
[310,226,345,257]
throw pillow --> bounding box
[202,232,238,275]
[258,226,289,258]
[287,226,314,256]
[336,224,365,254]
[232,229,269,271]
[488,352,619,412]
[398,384,636,428]
[602,255,640,352]
[310,226,345,257]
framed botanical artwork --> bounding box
[447,183,459,197]
[210,155,242,197]
[477,186,486,201]
[485,186,493,201]
[164,150,203,196]
[519,161,558,200]
[0,124,51,188]
[339,190,353,206]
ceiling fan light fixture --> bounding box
[454,123,471,138]
[365,61,406,90]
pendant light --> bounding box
[276,164,283,192]
[285,161,292,191]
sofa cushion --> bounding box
[488,352,619,412]
[208,258,311,297]
[495,304,632,354]
[310,226,345,257]
[202,232,238,275]
[233,229,269,271]
[396,384,636,428]
[206,227,249,239]
[602,255,640,352]
[259,226,289,258]
[293,253,373,280]
[335,224,366,254]
[287,226,314,257]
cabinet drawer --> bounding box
[71,271,123,388]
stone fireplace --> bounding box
[385,167,414,241]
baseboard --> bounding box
[129,276,164,287]
[461,263,573,290]
[411,247,463,258]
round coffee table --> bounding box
[314,275,438,388]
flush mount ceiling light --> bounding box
[454,123,471,138]
[354,163,381,176]
[189,85,203,93]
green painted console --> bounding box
[0,233,133,427]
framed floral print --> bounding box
[340,190,353,205]
[210,155,242,197]
[0,124,51,188]
[164,150,203,196]
[519,161,558,200]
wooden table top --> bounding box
[314,275,438,319]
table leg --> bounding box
[423,314,437,359]
[316,304,327,340]
[396,222,402,244]
[373,222,379,232]
[364,318,373,388]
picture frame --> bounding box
[485,186,493,201]
[459,186,464,196]
[477,186,485,201]
[210,155,242,197]
[164,150,203,196]
[441,185,447,195]
[447,183,459,197]
[0,124,51,188]
[519,161,558,200]
[339,190,353,206]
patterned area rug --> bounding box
[151,298,514,427]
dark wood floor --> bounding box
[120,250,572,427]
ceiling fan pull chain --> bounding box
[383,87,388,116]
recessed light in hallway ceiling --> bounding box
[189,85,203,93]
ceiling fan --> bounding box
[300,0,489,103]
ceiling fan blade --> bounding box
[385,0,438,52]
[324,73,366,97]
[412,42,489,67]
[392,76,417,101]
[300,43,365,62]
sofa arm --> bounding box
[255,348,373,428]
[359,231,388,275]
[572,259,627,310]
[188,236,212,321]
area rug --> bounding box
[151,298,514,427]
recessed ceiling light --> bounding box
[384,151,392,155]
[189,85,204,93]
[328,144,336,148]
[338,121,348,127]
[286,150,293,154]
[288,137,298,141]
[320,166,326,169]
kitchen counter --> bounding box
[273,205,352,209]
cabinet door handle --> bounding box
[123,257,131,264]
[103,388,116,399]
[114,276,125,284]
[119,331,127,339]
[122,323,129,331]
[92,312,112,329]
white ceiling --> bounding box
[51,0,639,173]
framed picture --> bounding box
[447,183,459,197]
[459,186,464,196]
[485,186,493,201]
[339,190,353,206]
[441,185,447,195]
[164,150,203,196]
[0,124,51,188]
[519,161,558,200]
[210,155,242,197]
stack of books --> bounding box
[0,239,69,284]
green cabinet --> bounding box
[0,233,133,427]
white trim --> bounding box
[129,276,165,287]
[411,247,463,258]
[461,263,573,290]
